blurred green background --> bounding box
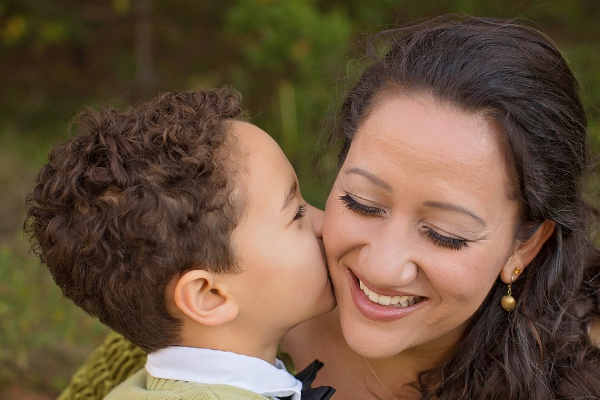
[1,0,599,398]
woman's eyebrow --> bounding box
[344,168,486,226]
[345,167,392,193]
[281,181,298,212]
[423,201,486,227]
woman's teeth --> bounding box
[359,280,422,308]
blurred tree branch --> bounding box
[133,0,157,98]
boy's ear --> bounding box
[500,220,555,284]
[173,269,238,326]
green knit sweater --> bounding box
[58,332,297,400]
[104,369,270,400]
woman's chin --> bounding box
[337,308,414,359]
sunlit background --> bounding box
[1,0,599,398]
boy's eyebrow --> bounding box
[282,181,298,212]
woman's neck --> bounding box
[281,309,464,400]
[362,322,465,399]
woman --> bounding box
[59,15,600,400]
[283,14,600,399]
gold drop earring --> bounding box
[501,267,521,311]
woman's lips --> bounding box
[346,267,426,322]
[359,280,423,307]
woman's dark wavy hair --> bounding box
[24,88,246,353]
[334,14,600,400]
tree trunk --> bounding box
[134,0,157,97]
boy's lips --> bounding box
[344,267,427,322]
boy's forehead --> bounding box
[229,121,285,165]
[229,121,297,202]
[230,121,272,144]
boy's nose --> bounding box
[308,205,324,239]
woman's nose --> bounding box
[358,226,418,287]
[308,204,324,239]
[359,249,418,287]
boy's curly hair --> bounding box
[24,88,246,353]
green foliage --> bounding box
[0,2,86,48]
[112,0,132,16]
[0,133,108,394]
[223,0,353,205]
[567,44,600,118]
[0,240,107,392]
[225,0,351,79]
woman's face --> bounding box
[323,95,521,359]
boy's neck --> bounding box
[178,323,285,365]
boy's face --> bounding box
[228,121,335,337]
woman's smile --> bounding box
[347,266,428,322]
[359,281,424,308]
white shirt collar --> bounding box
[146,346,302,400]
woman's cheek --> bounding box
[324,207,359,257]
[323,196,344,242]
[426,251,501,308]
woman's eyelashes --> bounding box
[423,227,469,250]
[339,194,384,216]
[293,204,307,221]
[339,193,469,250]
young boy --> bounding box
[25,88,336,400]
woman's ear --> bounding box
[173,270,239,326]
[500,220,555,284]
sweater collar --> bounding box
[146,346,302,400]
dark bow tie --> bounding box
[290,359,335,400]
